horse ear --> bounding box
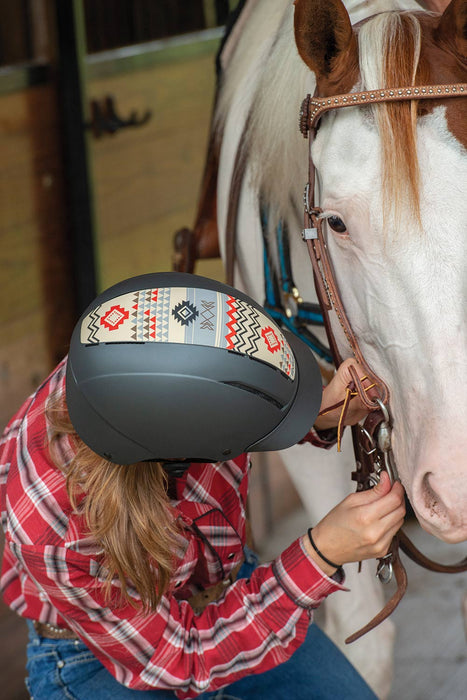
[436,0,467,58]
[293,0,359,94]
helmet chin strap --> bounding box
[161,458,223,476]
[161,461,191,477]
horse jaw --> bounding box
[313,104,467,543]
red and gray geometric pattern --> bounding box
[80,286,295,379]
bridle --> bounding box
[299,82,467,642]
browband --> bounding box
[300,83,467,137]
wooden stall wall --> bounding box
[0,80,75,700]
[0,85,75,432]
[86,37,224,289]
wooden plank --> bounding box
[87,47,222,289]
[85,31,222,79]
[0,83,75,429]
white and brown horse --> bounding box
[175,0,466,695]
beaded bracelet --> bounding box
[307,528,343,572]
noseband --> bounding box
[299,82,467,643]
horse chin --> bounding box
[411,511,467,544]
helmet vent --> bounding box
[221,381,284,410]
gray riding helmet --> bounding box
[66,272,323,464]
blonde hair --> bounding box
[47,393,181,612]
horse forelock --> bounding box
[358,11,424,228]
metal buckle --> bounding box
[372,399,400,484]
[376,553,394,584]
[302,227,318,240]
[283,287,302,318]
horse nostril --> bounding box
[421,471,443,519]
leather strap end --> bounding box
[345,538,407,644]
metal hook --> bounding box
[374,397,390,423]
[85,95,152,138]
[376,553,394,584]
[359,426,378,456]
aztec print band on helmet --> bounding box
[80,286,296,380]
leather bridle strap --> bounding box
[300,83,467,136]
[345,534,408,644]
[302,135,390,410]
[398,530,467,574]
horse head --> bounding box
[294,0,467,542]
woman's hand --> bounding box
[314,358,378,431]
[302,472,406,576]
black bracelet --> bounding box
[307,528,343,571]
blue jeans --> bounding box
[25,552,376,700]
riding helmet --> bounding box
[66,272,322,464]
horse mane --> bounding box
[359,11,424,227]
[216,3,426,228]
[215,3,311,224]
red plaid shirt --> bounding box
[0,359,345,698]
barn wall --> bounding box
[86,34,225,290]
[0,81,75,431]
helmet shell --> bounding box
[66,272,322,463]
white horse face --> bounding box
[314,106,467,542]
[295,0,467,541]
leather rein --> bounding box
[299,82,467,643]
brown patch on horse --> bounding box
[418,0,467,149]
[293,0,359,95]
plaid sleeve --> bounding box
[298,426,338,449]
[17,537,345,699]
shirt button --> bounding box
[227,552,235,559]
[57,660,65,669]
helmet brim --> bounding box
[247,331,323,453]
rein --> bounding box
[300,82,467,642]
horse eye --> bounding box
[327,216,347,234]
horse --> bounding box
[175,0,466,695]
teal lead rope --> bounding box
[260,207,333,363]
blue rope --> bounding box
[261,209,333,364]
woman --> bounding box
[0,272,405,699]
